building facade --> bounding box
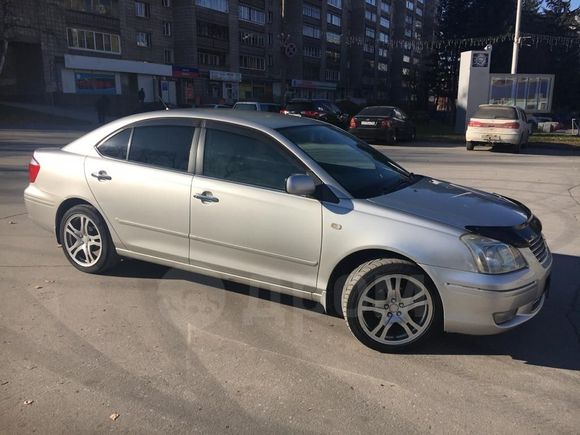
[0,0,437,111]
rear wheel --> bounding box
[388,130,398,145]
[513,138,522,154]
[341,259,442,352]
[59,204,119,274]
[466,141,475,151]
[409,128,417,142]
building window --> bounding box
[65,0,119,17]
[303,46,321,58]
[366,0,376,5]
[378,47,388,57]
[380,16,390,28]
[268,55,273,67]
[406,0,414,10]
[365,10,376,22]
[135,1,150,17]
[327,12,341,27]
[403,55,411,63]
[363,43,375,54]
[67,28,121,54]
[325,70,340,81]
[198,50,224,66]
[163,21,172,36]
[326,31,341,45]
[240,31,265,47]
[136,31,151,47]
[326,49,340,62]
[239,4,266,25]
[417,7,423,16]
[164,48,174,64]
[378,62,388,72]
[380,1,390,14]
[379,32,389,44]
[327,0,341,9]
[240,55,265,71]
[303,24,321,39]
[195,0,228,13]
[198,21,228,40]
[402,67,411,76]
[365,27,375,38]
[162,0,171,6]
[303,3,321,19]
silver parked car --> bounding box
[24,110,551,351]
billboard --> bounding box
[75,72,116,95]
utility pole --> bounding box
[511,0,523,74]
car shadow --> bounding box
[107,253,580,371]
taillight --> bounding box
[468,120,482,128]
[349,118,358,129]
[29,156,40,183]
[380,118,392,129]
[501,121,520,129]
[301,110,319,117]
[280,109,289,115]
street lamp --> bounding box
[511,0,523,74]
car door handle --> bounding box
[91,170,112,181]
[194,191,219,203]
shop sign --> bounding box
[210,70,242,82]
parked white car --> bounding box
[466,105,530,153]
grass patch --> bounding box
[416,121,463,143]
[529,133,580,147]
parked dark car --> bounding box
[281,99,350,129]
[349,106,415,144]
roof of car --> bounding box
[63,109,320,154]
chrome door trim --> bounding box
[188,233,319,266]
[116,218,189,238]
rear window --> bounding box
[235,104,257,111]
[358,107,395,117]
[473,106,517,120]
[286,101,314,112]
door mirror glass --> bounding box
[286,174,316,196]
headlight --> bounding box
[461,234,527,274]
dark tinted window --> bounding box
[260,104,281,112]
[203,128,305,190]
[286,101,315,112]
[278,125,413,199]
[358,107,396,117]
[98,129,131,159]
[128,125,194,171]
[235,103,257,111]
[316,101,340,113]
[473,106,517,120]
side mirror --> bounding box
[286,174,316,196]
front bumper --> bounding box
[420,247,552,335]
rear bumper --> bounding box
[349,128,389,141]
[466,130,520,145]
[24,185,57,234]
[420,248,552,335]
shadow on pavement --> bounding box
[108,252,580,371]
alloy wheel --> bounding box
[63,213,103,267]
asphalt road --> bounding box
[1,128,579,434]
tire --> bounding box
[410,129,417,142]
[466,141,475,151]
[341,259,442,352]
[513,139,522,154]
[388,130,398,145]
[59,204,119,274]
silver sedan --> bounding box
[24,110,552,352]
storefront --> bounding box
[61,54,174,111]
[173,66,200,106]
[208,70,241,104]
[290,79,338,100]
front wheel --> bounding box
[341,259,442,352]
[466,141,475,151]
[59,204,119,274]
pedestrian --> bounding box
[138,88,145,105]
[95,95,109,124]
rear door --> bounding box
[85,119,198,263]
[188,122,322,293]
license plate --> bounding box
[361,121,376,126]
[485,135,501,142]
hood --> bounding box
[368,177,530,231]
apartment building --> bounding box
[0,0,437,109]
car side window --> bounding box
[203,127,306,191]
[98,129,132,160]
[128,125,195,171]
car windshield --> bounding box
[358,107,396,117]
[278,125,415,199]
[473,106,517,120]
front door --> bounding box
[189,123,322,293]
[85,120,197,263]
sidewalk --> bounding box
[0,101,97,124]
